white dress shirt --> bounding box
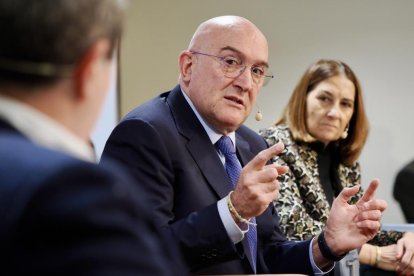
[0,95,95,162]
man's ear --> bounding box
[178,51,193,83]
[72,39,111,100]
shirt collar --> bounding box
[180,87,236,148]
[0,94,95,162]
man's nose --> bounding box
[233,66,254,91]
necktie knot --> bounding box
[216,136,235,155]
[216,136,240,188]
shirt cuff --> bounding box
[217,196,248,244]
[309,237,335,275]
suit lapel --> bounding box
[166,86,233,199]
[166,87,259,272]
[235,132,255,167]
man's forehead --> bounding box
[189,17,269,63]
[199,16,253,33]
[191,17,266,46]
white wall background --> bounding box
[121,0,414,223]
[91,58,118,161]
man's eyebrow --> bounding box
[219,46,269,68]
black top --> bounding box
[310,142,342,207]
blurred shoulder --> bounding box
[237,124,267,147]
[0,133,138,205]
[259,124,293,146]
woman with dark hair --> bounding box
[260,59,414,275]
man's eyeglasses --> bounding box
[191,51,274,87]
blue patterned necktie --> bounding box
[216,136,257,271]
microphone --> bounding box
[255,111,263,121]
[255,103,263,121]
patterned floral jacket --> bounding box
[259,124,402,246]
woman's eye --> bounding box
[342,102,353,108]
[318,96,329,102]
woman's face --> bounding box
[306,75,355,145]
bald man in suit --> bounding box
[102,15,388,275]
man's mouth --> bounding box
[225,96,244,106]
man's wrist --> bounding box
[317,231,347,262]
[227,191,256,226]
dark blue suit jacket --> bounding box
[0,120,185,275]
[101,85,314,275]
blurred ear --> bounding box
[72,39,111,100]
[178,50,194,84]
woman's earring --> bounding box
[341,126,349,139]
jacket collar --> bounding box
[165,85,254,198]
